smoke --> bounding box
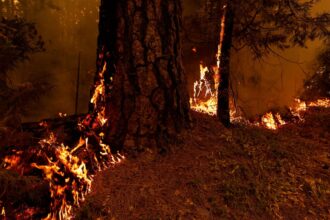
[230,44,321,117]
[7,0,329,121]
[182,0,329,118]
[230,0,329,117]
[182,0,202,16]
[10,0,99,122]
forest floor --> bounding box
[77,108,330,220]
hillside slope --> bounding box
[78,108,330,220]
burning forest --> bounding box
[0,0,330,219]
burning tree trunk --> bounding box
[217,2,234,128]
[94,0,191,152]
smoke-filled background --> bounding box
[182,0,329,117]
[1,0,328,121]
[229,0,328,117]
[1,0,99,121]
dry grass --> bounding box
[77,108,330,220]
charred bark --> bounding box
[95,0,191,152]
[217,2,234,128]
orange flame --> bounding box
[1,61,126,219]
[308,98,330,108]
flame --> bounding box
[1,206,5,218]
[190,63,219,115]
[190,7,225,116]
[261,113,277,130]
[58,113,67,118]
[30,133,92,220]
[1,61,126,219]
[217,9,227,68]
[3,153,22,170]
[190,66,329,130]
[90,63,107,109]
[275,113,286,126]
[190,96,217,116]
[189,12,329,131]
[308,98,330,108]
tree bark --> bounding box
[94,0,191,152]
[217,2,234,128]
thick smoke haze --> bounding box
[9,0,99,122]
[231,0,329,117]
[6,0,329,121]
[183,0,329,117]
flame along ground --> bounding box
[190,63,330,130]
[190,62,330,129]
[190,4,330,130]
[1,61,125,219]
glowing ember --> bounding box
[3,152,22,170]
[290,99,307,119]
[261,113,277,130]
[1,206,5,218]
[58,112,68,118]
[275,113,286,126]
[190,96,217,116]
[308,98,330,108]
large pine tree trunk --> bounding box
[217,2,234,128]
[94,0,191,152]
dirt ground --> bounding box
[77,108,330,220]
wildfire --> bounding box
[190,63,219,115]
[190,6,224,117]
[308,98,330,108]
[3,151,22,170]
[1,61,125,219]
[191,92,330,130]
[29,132,92,220]
[1,206,5,218]
[189,3,330,130]
[189,60,329,130]
[260,112,286,130]
[90,62,107,109]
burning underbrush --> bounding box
[190,62,330,130]
[0,62,124,219]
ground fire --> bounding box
[0,0,330,219]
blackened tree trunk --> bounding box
[217,2,234,128]
[95,0,191,152]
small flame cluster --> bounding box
[0,203,5,219]
[191,9,225,117]
[257,98,330,130]
[260,113,286,130]
[191,65,330,131]
[189,51,329,130]
[1,61,125,219]
[189,8,330,130]
[31,133,92,220]
[190,63,220,116]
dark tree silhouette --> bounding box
[213,0,329,126]
[303,39,330,99]
[94,0,191,152]
[0,18,46,130]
